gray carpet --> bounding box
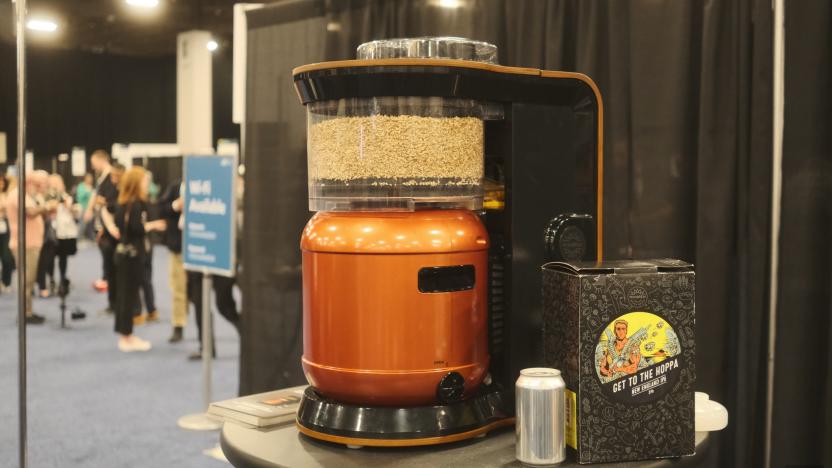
[0,244,239,467]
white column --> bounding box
[233,3,263,125]
[177,30,214,155]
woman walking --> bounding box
[103,166,164,352]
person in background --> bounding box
[110,165,125,193]
[85,151,121,313]
[101,166,165,352]
[106,164,126,295]
[37,173,61,297]
[49,174,78,287]
[157,179,186,342]
[84,151,113,297]
[74,173,94,240]
[187,273,241,360]
[133,170,159,326]
[7,171,56,324]
[0,175,15,293]
[146,170,160,202]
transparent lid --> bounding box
[357,37,498,64]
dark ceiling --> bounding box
[0,0,273,57]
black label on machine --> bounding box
[418,265,475,293]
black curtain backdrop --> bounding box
[0,45,176,170]
[242,1,830,466]
[0,44,238,175]
[212,46,239,150]
[776,2,832,467]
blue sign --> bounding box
[183,155,237,276]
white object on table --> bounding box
[694,391,728,445]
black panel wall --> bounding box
[0,44,239,173]
[240,1,327,394]
[212,46,240,149]
[0,45,176,168]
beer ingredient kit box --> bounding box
[542,259,695,464]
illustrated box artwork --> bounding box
[542,259,695,464]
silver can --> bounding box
[516,367,566,465]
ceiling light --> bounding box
[207,40,218,52]
[26,18,58,33]
[437,0,463,8]
[126,0,159,8]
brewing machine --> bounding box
[292,37,603,447]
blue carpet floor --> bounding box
[0,244,238,467]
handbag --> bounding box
[113,205,139,267]
[113,243,139,267]
[55,196,79,240]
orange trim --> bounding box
[293,58,540,76]
[296,418,516,447]
[541,71,604,261]
[302,356,482,376]
[300,210,489,254]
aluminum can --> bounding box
[516,368,565,465]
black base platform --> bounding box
[295,386,515,447]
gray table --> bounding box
[220,422,710,468]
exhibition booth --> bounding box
[210,28,732,466]
[3,0,832,467]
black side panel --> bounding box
[504,102,597,382]
[295,66,592,107]
[240,12,326,394]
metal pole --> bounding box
[175,269,220,431]
[14,0,28,466]
[765,1,785,467]
[201,272,213,410]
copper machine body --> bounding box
[301,210,490,406]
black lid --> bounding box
[542,258,693,275]
[293,62,598,108]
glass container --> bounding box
[305,37,498,211]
